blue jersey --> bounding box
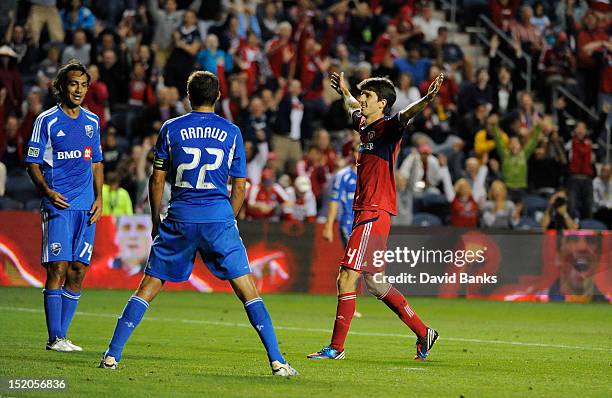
[154,111,247,223]
[330,166,357,228]
[24,105,102,211]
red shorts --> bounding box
[340,210,391,273]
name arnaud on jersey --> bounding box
[180,126,228,142]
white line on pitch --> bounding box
[1,306,611,353]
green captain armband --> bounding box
[153,156,169,171]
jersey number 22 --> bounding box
[175,147,224,189]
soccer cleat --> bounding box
[306,345,345,360]
[63,339,83,352]
[414,328,439,361]
[98,355,118,370]
[46,338,73,352]
[270,361,299,376]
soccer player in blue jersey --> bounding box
[99,71,298,376]
[24,60,104,352]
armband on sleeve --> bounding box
[153,156,169,171]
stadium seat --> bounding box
[524,195,548,217]
[516,216,541,231]
[412,212,443,227]
[25,199,42,211]
[579,219,608,231]
[0,196,24,210]
[6,172,40,203]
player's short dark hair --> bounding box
[357,77,396,114]
[52,60,91,102]
[187,71,219,107]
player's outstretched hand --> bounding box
[89,196,102,224]
[426,73,444,101]
[330,72,348,96]
[47,189,70,210]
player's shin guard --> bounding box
[43,289,63,342]
[330,292,356,351]
[244,298,285,363]
[60,288,80,337]
[379,286,427,337]
[105,296,149,362]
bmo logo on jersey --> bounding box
[56,146,93,160]
[57,150,82,160]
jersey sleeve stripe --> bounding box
[84,114,99,130]
[32,106,58,143]
[47,117,58,140]
[227,135,237,168]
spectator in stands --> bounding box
[102,125,124,173]
[236,30,264,95]
[459,101,488,153]
[528,118,567,195]
[273,79,303,173]
[300,37,329,138]
[245,138,268,185]
[530,1,551,34]
[517,91,540,129]
[82,64,109,129]
[488,35,522,113]
[99,48,129,108]
[490,0,521,32]
[61,28,91,66]
[0,115,22,171]
[196,33,233,77]
[265,21,296,80]
[36,46,61,95]
[286,176,317,223]
[593,164,612,229]
[440,154,485,227]
[297,145,329,208]
[28,0,65,47]
[540,189,578,230]
[247,168,290,220]
[313,128,336,173]
[164,10,201,96]
[241,96,271,143]
[474,113,508,161]
[391,73,420,115]
[458,67,494,114]
[102,172,134,216]
[482,180,521,228]
[0,46,22,118]
[60,0,96,37]
[9,25,33,70]
[433,26,473,82]
[0,1,16,43]
[494,122,541,202]
[566,121,594,219]
[144,87,179,132]
[220,74,248,123]
[394,44,431,87]
[257,1,280,42]
[576,10,609,109]
[134,44,159,89]
[511,5,544,55]
[420,64,457,110]
[540,32,576,110]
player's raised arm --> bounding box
[397,73,444,126]
[330,72,360,115]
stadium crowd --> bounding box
[0,0,610,230]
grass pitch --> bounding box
[0,287,610,398]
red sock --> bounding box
[380,287,427,337]
[330,292,356,351]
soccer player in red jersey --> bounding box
[308,71,444,361]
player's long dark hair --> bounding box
[357,77,396,115]
[52,60,91,103]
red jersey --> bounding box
[351,110,404,215]
[450,196,479,227]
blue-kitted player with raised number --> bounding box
[24,60,104,352]
[99,71,298,376]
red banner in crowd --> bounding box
[0,212,610,303]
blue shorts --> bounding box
[145,220,251,282]
[41,208,96,265]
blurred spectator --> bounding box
[432,26,472,82]
[412,4,444,43]
[440,154,485,227]
[265,21,296,80]
[258,1,280,42]
[566,121,594,219]
[36,46,61,94]
[220,75,248,123]
[396,145,444,225]
[475,113,509,161]
[576,10,608,108]
[273,79,303,173]
[494,123,541,202]
[419,64,457,110]
[61,28,91,66]
[482,180,521,228]
[196,33,233,76]
[312,128,336,173]
[528,118,567,195]
[394,45,431,87]
[82,64,109,129]
[28,0,65,47]
[0,114,22,171]
[459,101,488,152]
[540,32,576,109]
[0,46,23,117]
[540,189,578,230]
[99,48,129,108]
[490,0,521,31]
[144,87,179,131]
[517,91,540,129]
[510,5,544,55]
[247,168,290,220]
[241,96,271,143]
[245,138,268,185]
[488,35,522,113]
[530,1,551,34]
[9,25,33,70]
[102,125,125,172]
[236,30,265,95]
[164,10,201,96]
[60,0,96,36]
[0,1,16,43]
[458,67,494,114]
[297,145,329,208]
[593,164,612,228]
[285,175,317,223]
[102,172,134,216]
[391,73,420,115]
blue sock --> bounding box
[105,296,149,362]
[60,288,81,338]
[244,298,284,363]
[43,289,62,342]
